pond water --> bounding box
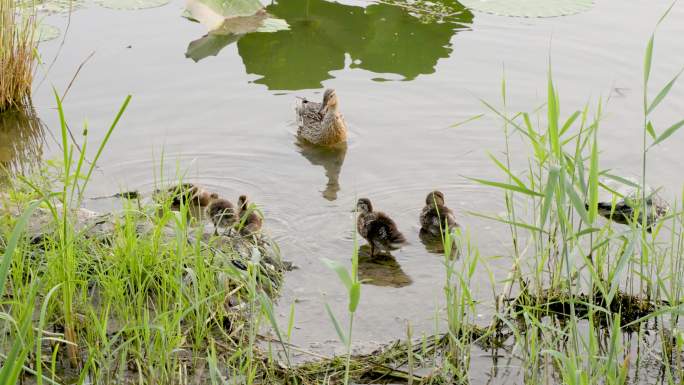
[10,0,684,381]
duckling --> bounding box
[356,198,407,257]
[237,195,263,235]
[164,183,217,208]
[420,190,459,236]
[296,89,347,146]
[207,198,238,235]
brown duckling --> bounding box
[420,191,459,236]
[356,198,407,257]
[237,195,263,235]
[164,183,217,208]
[207,198,238,235]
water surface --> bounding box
[19,0,684,380]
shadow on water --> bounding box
[296,139,346,201]
[357,245,412,287]
[187,0,473,89]
[0,106,46,179]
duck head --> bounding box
[318,88,338,114]
[356,198,373,214]
[426,190,445,207]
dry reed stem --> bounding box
[0,0,37,111]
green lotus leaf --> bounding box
[35,23,60,42]
[95,0,170,10]
[16,0,83,14]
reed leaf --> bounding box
[651,118,684,147]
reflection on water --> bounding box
[232,0,472,89]
[358,245,412,287]
[0,106,46,177]
[186,33,241,62]
[419,228,458,258]
[296,140,346,200]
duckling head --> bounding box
[426,190,445,207]
[238,194,249,210]
[356,198,373,214]
[318,88,338,114]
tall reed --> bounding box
[0,0,37,111]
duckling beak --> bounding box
[318,104,327,115]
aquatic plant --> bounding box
[0,0,37,111]
[322,220,361,385]
[0,92,290,384]
[458,3,684,383]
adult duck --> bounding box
[296,89,347,146]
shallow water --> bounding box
[13,0,684,380]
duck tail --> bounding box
[388,227,407,248]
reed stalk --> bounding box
[0,0,37,111]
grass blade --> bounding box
[0,199,44,298]
[588,137,599,224]
[644,34,654,97]
[646,67,684,115]
[324,302,348,345]
[540,167,559,229]
[321,258,353,291]
[651,118,684,147]
[348,282,360,313]
[468,177,543,197]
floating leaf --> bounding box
[187,0,263,19]
[459,0,593,18]
[96,0,170,10]
[34,23,60,43]
[257,17,289,33]
[184,0,288,61]
[184,0,288,34]
[17,0,83,14]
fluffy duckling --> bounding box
[207,198,238,235]
[296,89,347,146]
[237,195,263,235]
[165,183,217,207]
[420,191,459,236]
[356,198,407,257]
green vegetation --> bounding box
[0,0,37,111]
[0,93,290,384]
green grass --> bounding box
[0,92,289,384]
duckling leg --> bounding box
[213,225,219,236]
[370,243,375,257]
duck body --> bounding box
[237,195,263,235]
[162,183,217,208]
[420,191,458,236]
[296,89,347,146]
[356,198,406,257]
[207,198,238,235]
